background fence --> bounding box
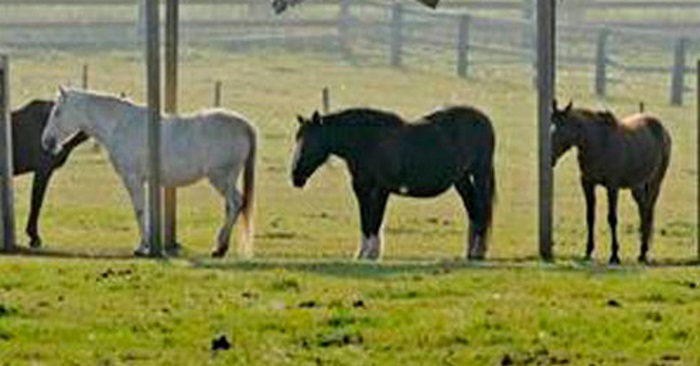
[1,0,699,105]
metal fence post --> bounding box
[537,0,555,261]
[671,37,688,106]
[456,14,470,78]
[697,59,700,261]
[145,0,163,257]
[0,55,16,252]
[390,2,404,68]
[164,0,179,253]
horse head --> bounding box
[550,99,579,166]
[291,111,330,188]
[42,86,83,155]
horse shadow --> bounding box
[186,254,700,279]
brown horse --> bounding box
[291,107,496,260]
[551,101,671,264]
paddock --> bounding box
[0,0,700,363]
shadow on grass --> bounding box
[186,254,700,279]
[0,246,140,260]
[2,247,697,277]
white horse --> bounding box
[42,87,256,258]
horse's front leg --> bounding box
[120,174,148,256]
[606,186,620,265]
[353,182,389,260]
[581,179,596,260]
[26,169,54,248]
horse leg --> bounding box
[634,182,661,264]
[581,179,596,260]
[467,166,494,260]
[209,172,243,258]
[455,176,477,260]
[120,174,148,256]
[26,169,54,248]
[353,183,389,260]
[606,187,620,265]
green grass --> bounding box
[1,49,699,364]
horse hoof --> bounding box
[637,256,649,265]
[165,242,182,257]
[133,245,150,257]
[211,248,228,258]
[609,256,621,266]
[467,253,485,261]
[28,238,42,249]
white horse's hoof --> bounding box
[133,244,150,257]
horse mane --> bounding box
[574,108,619,128]
[324,108,405,128]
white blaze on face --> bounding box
[291,137,304,171]
[550,123,557,136]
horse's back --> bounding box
[160,109,256,184]
[422,105,495,158]
[11,100,54,174]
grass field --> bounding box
[1,49,699,365]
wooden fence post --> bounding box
[456,14,470,78]
[214,81,222,107]
[82,64,89,90]
[670,37,688,106]
[0,55,16,252]
[595,28,610,98]
[338,0,352,58]
[145,0,163,257]
[390,2,404,68]
[537,0,555,261]
[322,87,330,113]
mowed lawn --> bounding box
[1,50,699,365]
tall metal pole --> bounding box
[537,0,555,260]
[145,0,163,257]
[697,60,700,261]
[164,0,179,253]
[0,55,16,252]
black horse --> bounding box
[291,107,496,260]
[12,100,88,248]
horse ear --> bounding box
[552,99,559,112]
[58,85,67,98]
[311,111,322,125]
[296,115,305,125]
[565,100,573,113]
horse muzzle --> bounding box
[292,174,307,188]
[42,136,61,155]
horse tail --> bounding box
[240,125,257,258]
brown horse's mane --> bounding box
[572,108,618,128]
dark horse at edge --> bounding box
[291,106,496,260]
[551,101,671,264]
[12,100,88,248]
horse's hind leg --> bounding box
[581,179,596,260]
[26,169,54,248]
[606,187,621,265]
[455,176,478,259]
[633,183,659,264]
[209,171,243,258]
